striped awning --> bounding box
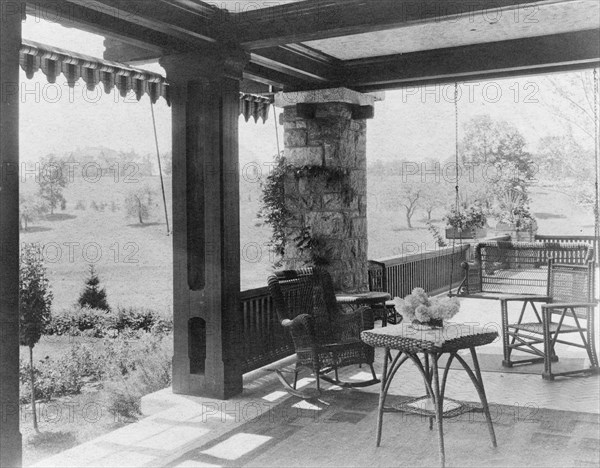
[19,39,273,122]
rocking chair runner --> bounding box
[267,267,380,396]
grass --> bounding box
[21,391,129,467]
[20,174,594,311]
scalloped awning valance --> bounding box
[19,39,272,123]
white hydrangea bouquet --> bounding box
[392,287,460,328]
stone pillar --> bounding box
[274,88,378,292]
[160,48,247,399]
[0,3,23,467]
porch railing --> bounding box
[239,245,471,373]
[376,244,471,299]
[240,286,294,374]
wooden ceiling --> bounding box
[25,0,600,93]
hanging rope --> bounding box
[449,82,461,296]
[273,103,281,156]
[150,100,171,236]
[594,68,599,258]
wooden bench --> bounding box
[457,241,594,367]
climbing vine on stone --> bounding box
[259,152,355,267]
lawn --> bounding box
[20,174,594,311]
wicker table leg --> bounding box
[501,299,512,367]
[454,348,497,448]
[431,353,446,468]
[376,346,389,447]
[376,350,409,447]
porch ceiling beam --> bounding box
[65,0,220,46]
[25,0,188,55]
[237,0,564,50]
[250,44,342,84]
[344,29,600,92]
[243,62,313,90]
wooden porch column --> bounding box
[161,48,247,399]
[0,3,23,467]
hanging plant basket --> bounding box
[445,227,487,240]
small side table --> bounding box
[336,291,393,326]
[361,323,499,468]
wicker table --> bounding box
[336,291,392,325]
[361,323,499,468]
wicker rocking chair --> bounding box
[267,267,380,397]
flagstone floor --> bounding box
[31,297,600,468]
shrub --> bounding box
[90,201,99,211]
[46,306,172,337]
[74,200,86,210]
[111,307,158,332]
[78,264,110,311]
[46,306,108,337]
[19,333,173,406]
[104,334,172,420]
[19,355,86,403]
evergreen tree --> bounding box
[19,243,53,433]
[78,264,110,311]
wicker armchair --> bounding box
[267,267,379,396]
[541,259,598,380]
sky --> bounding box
[20,17,594,165]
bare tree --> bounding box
[124,185,157,224]
[544,71,597,142]
[398,180,423,229]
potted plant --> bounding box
[494,191,537,241]
[495,205,538,241]
[444,204,488,240]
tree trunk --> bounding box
[50,185,55,215]
[405,209,413,229]
[29,346,39,433]
[138,201,143,224]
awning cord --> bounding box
[449,82,461,296]
[151,100,171,236]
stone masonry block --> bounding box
[284,129,307,147]
[323,143,341,167]
[307,119,345,146]
[351,217,367,238]
[314,102,353,120]
[286,146,324,166]
[350,170,367,195]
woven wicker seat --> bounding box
[267,267,379,396]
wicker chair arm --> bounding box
[501,295,550,302]
[541,302,598,309]
[281,314,316,349]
